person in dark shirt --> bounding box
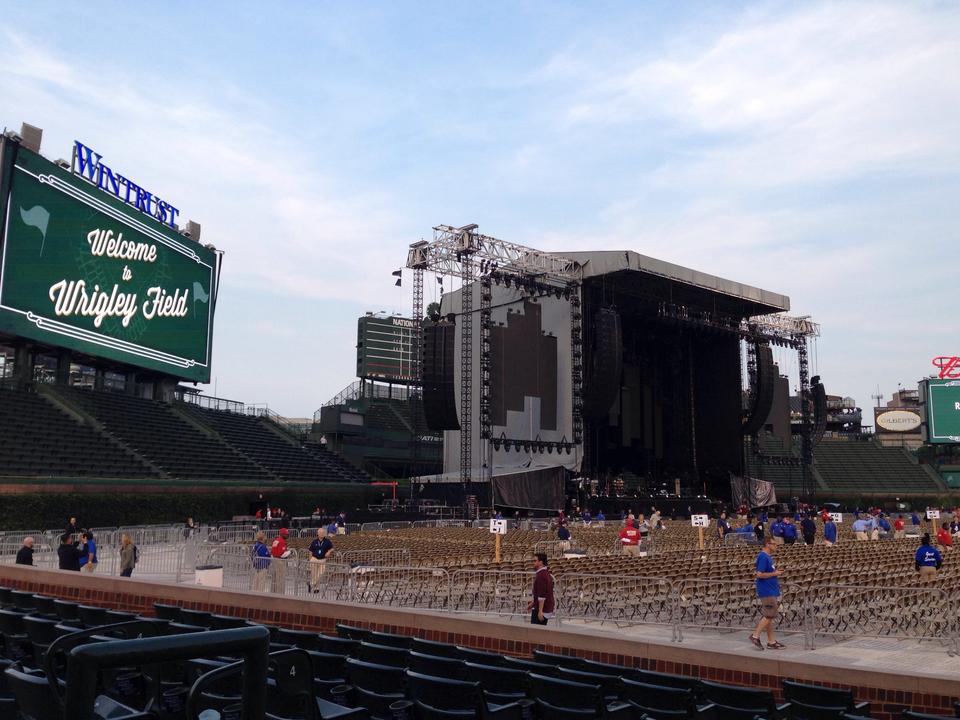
[915,534,943,578]
[527,553,555,625]
[57,532,81,571]
[800,514,817,545]
[307,528,334,592]
[15,537,34,566]
[67,517,78,534]
[754,516,765,543]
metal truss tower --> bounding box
[459,253,474,487]
[409,267,424,478]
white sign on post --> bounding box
[829,512,843,524]
[926,509,941,520]
[691,514,710,527]
[489,519,508,535]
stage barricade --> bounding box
[448,569,534,619]
[558,573,676,634]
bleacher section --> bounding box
[0,385,158,479]
[813,440,941,494]
[58,386,272,483]
[747,432,942,495]
[182,404,369,483]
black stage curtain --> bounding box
[492,466,566,510]
[730,474,777,509]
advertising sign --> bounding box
[874,408,922,434]
[922,379,960,444]
[0,145,218,382]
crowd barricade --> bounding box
[381,521,412,531]
[207,525,258,544]
[535,540,574,557]
[557,573,676,636]
[672,578,811,647]
[298,527,326,538]
[360,522,382,532]
[338,548,411,568]
[807,583,958,655]
[344,566,451,610]
[448,569,535,620]
[345,523,362,535]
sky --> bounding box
[1,1,958,419]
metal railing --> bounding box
[337,548,412,567]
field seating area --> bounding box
[813,441,941,493]
[2,585,955,720]
[0,385,158,479]
[181,404,369,483]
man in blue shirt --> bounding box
[717,512,731,540]
[750,537,783,650]
[79,531,98,573]
[877,515,891,539]
[307,528,334,593]
[911,512,921,527]
[852,515,870,541]
[823,516,838,545]
[595,510,605,526]
[781,516,798,545]
[915,534,943,578]
[251,531,271,592]
[770,517,784,545]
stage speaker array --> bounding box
[742,342,776,435]
[422,321,460,431]
[811,376,827,445]
[583,306,622,419]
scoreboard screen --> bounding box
[921,379,960,444]
[357,314,418,383]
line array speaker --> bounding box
[742,342,775,435]
[422,321,460,431]
[583,306,622,419]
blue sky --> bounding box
[2,1,958,418]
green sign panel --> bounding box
[0,145,218,382]
[926,379,960,444]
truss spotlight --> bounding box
[394,279,402,287]
[391,269,402,277]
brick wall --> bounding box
[1,565,956,718]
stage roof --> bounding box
[560,250,790,315]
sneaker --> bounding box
[766,641,785,649]
[749,635,764,650]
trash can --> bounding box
[195,564,223,587]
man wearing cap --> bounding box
[270,528,291,594]
[527,553,555,625]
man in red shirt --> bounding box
[270,528,290,593]
[619,518,641,556]
[893,515,905,540]
[527,553,555,625]
[936,523,953,549]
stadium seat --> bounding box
[304,650,350,698]
[699,680,789,718]
[31,595,58,617]
[631,670,705,701]
[22,615,63,664]
[411,638,460,658]
[533,649,587,670]
[408,651,467,680]
[405,669,524,719]
[556,667,623,701]
[0,609,30,661]
[462,662,529,704]
[152,603,182,621]
[528,673,631,719]
[78,605,109,627]
[367,630,413,649]
[53,600,81,623]
[357,641,410,667]
[501,656,559,676]
[903,712,959,719]
[619,678,713,719]
[179,609,213,628]
[320,635,361,656]
[336,624,371,641]
[345,658,408,720]
[267,649,318,719]
[10,590,35,612]
[785,702,850,719]
[457,647,505,666]
[277,628,324,650]
[782,681,870,716]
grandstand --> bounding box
[0,383,369,484]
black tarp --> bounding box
[730,474,777,509]
[492,465,567,510]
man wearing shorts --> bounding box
[750,537,784,650]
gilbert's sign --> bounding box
[72,141,180,229]
[874,408,922,434]
[0,145,217,382]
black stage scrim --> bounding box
[730,474,777,509]
[491,465,566,510]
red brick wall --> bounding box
[2,566,956,719]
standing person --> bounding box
[307,528,334,592]
[595,510,605,526]
[67,517,79,535]
[636,513,651,542]
[557,524,572,551]
[770,516,784,545]
[852,515,870,541]
[270,528,291,593]
[894,515,905,540]
[823,515,838,546]
[877,514,891,539]
[717,512,731,541]
[649,507,662,530]
[749,537,784,650]
[251,531,270,591]
[336,512,347,536]
[619,518,641,556]
[910,511,921,528]
[781,516,797,545]
[15,537,34,566]
[58,533,81,571]
[753,516,765,544]
[936,522,953,549]
[79,531,98,573]
[526,553,555,625]
[184,517,197,539]
[119,533,138,577]
[800,514,816,546]
[915,534,943,578]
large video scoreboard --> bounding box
[356,314,417,383]
[920,378,960,444]
[0,140,219,382]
